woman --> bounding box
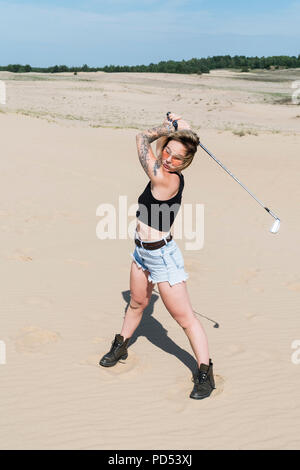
[99,113,215,400]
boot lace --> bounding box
[199,371,208,383]
[192,371,208,384]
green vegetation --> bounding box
[1,55,300,75]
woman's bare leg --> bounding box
[120,261,154,340]
[157,280,209,367]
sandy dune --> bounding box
[0,69,300,449]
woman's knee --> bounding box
[129,295,149,311]
[173,311,196,329]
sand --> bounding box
[0,69,300,450]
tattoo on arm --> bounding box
[140,125,171,143]
[136,125,171,177]
[153,159,160,176]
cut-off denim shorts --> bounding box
[130,232,189,287]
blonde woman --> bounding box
[100,113,215,400]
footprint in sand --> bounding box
[245,312,260,322]
[80,350,142,378]
[14,326,61,353]
[223,343,246,357]
[285,281,300,292]
[213,374,225,396]
[233,268,261,284]
[9,250,33,262]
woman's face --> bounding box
[161,140,186,172]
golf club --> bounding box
[166,112,281,234]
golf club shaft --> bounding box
[199,141,279,220]
[166,112,280,225]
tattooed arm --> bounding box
[136,121,172,180]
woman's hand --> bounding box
[164,112,191,131]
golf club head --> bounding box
[270,218,280,234]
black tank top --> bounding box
[136,172,184,232]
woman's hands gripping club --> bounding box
[165,112,191,131]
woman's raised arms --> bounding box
[136,119,171,183]
[136,114,191,183]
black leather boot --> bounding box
[190,358,215,400]
[99,334,131,367]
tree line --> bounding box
[1,55,300,74]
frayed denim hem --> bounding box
[146,273,189,287]
[168,271,189,286]
[130,252,189,287]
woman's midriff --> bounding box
[136,220,171,241]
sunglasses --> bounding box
[162,146,184,166]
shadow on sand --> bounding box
[122,290,198,375]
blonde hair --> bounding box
[156,129,200,172]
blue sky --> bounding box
[0,0,299,67]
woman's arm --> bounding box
[136,114,191,181]
[136,121,172,180]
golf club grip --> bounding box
[166,112,178,130]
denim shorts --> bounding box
[130,234,189,287]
